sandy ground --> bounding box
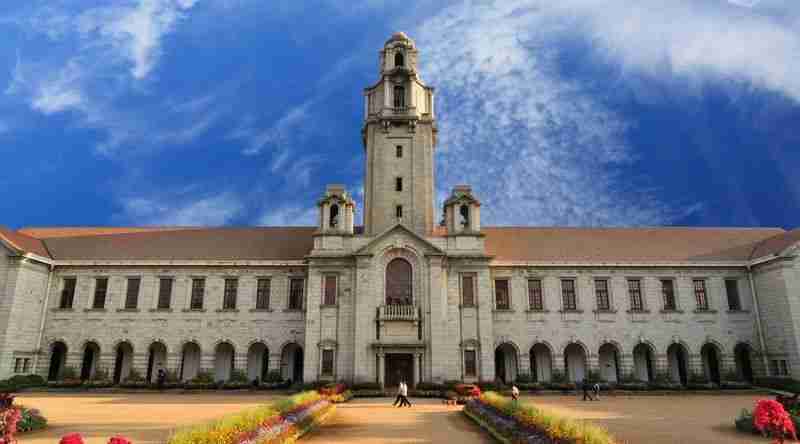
[526,394,765,444]
[16,392,281,444]
[302,398,493,444]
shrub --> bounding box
[478,380,507,392]
[443,380,462,390]
[61,366,78,380]
[17,406,47,432]
[264,370,283,383]
[515,373,532,383]
[229,369,248,383]
[191,370,215,384]
[756,377,800,394]
[550,369,566,383]
[123,368,144,382]
[91,367,110,382]
[416,382,445,391]
[753,399,797,443]
[350,382,381,390]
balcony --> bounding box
[378,304,419,322]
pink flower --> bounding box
[753,399,797,444]
[108,436,132,444]
[59,433,85,444]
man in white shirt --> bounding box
[399,380,412,407]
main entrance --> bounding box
[385,353,413,388]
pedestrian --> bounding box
[581,380,593,401]
[592,382,601,400]
[511,385,520,403]
[393,382,403,407]
[400,380,412,407]
[156,364,167,391]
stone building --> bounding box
[1,32,799,387]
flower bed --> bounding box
[0,393,48,442]
[735,398,799,442]
[463,392,616,444]
[167,391,333,444]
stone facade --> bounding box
[1,32,799,386]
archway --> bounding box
[281,343,304,383]
[494,343,518,383]
[529,343,552,382]
[146,342,167,383]
[386,258,412,305]
[734,343,754,383]
[113,342,134,384]
[247,342,269,383]
[215,342,235,382]
[47,342,67,381]
[80,342,100,381]
[701,343,722,385]
[633,343,655,382]
[598,343,620,382]
[180,342,201,381]
[395,52,404,67]
[564,343,587,382]
[667,343,689,385]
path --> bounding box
[302,398,493,443]
[17,392,281,444]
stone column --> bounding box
[414,352,422,387]
[519,353,531,378]
[378,352,385,388]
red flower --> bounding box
[59,433,85,444]
[108,436,132,444]
[753,399,797,444]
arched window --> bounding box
[395,52,405,67]
[459,204,470,227]
[393,86,405,109]
[386,258,412,305]
[329,204,339,228]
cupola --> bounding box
[317,184,355,235]
[443,185,481,234]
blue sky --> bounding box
[1,0,798,230]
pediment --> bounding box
[354,223,445,257]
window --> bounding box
[628,279,643,311]
[329,204,339,228]
[60,278,76,309]
[528,279,543,310]
[323,275,337,306]
[661,279,676,310]
[464,350,477,377]
[561,279,577,311]
[158,278,173,309]
[396,145,403,158]
[13,359,21,373]
[190,278,205,310]
[461,275,475,307]
[93,278,108,309]
[459,205,470,228]
[396,205,403,219]
[22,359,29,373]
[223,278,238,310]
[772,360,790,376]
[393,85,405,108]
[386,258,412,305]
[595,279,610,311]
[321,349,334,376]
[726,279,741,311]
[395,51,404,67]
[256,278,271,309]
[289,278,305,310]
[396,177,403,192]
[125,278,140,309]
[693,279,708,311]
[494,279,510,310]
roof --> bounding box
[482,227,787,263]
[2,225,797,264]
[0,226,51,257]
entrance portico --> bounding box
[374,344,424,388]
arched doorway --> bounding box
[494,343,518,383]
[247,342,269,383]
[564,343,587,382]
[113,342,134,384]
[667,343,689,385]
[214,342,235,382]
[701,343,722,385]
[734,343,754,383]
[529,343,552,382]
[632,343,655,382]
[146,342,167,383]
[386,258,412,305]
[598,343,621,382]
[281,343,303,383]
[180,342,202,381]
[80,342,100,381]
[48,342,67,381]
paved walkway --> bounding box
[302,398,493,444]
[17,392,280,444]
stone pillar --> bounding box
[414,352,422,387]
[587,354,600,380]
[378,352,385,388]
[519,353,531,378]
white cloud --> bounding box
[229,102,311,156]
[119,191,242,226]
[258,204,317,226]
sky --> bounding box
[1,0,799,230]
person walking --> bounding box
[156,364,167,391]
[399,380,412,407]
[393,382,404,407]
[592,382,601,400]
[511,385,520,403]
[581,380,593,401]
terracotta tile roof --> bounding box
[748,228,800,260]
[482,226,786,263]
[0,226,51,258]
[18,226,197,238]
[39,227,315,261]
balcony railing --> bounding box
[378,304,418,321]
